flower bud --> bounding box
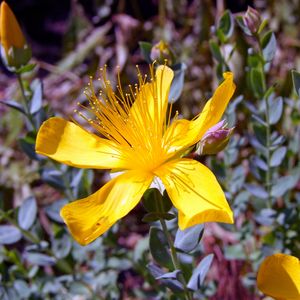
[0,1,31,71]
[243,6,261,34]
[150,40,174,65]
[196,120,234,155]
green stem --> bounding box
[159,218,192,300]
[255,33,272,208]
[159,0,166,33]
[264,96,272,208]
[16,73,37,131]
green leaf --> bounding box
[209,40,223,63]
[270,146,286,167]
[268,97,283,124]
[245,184,268,199]
[70,282,92,296]
[142,212,176,222]
[261,31,277,62]
[41,169,65,190]
[30,79,43,114]
[271,171,300,197]
[187,254,214,291]
[45,198,68,223]
[0,100,26,115]
[235,16,252,36]
[18,196,37,230]
[18,132,39,160]
[142,188,162,212]
[139,41,153,63]
[217,10,234,42]
[255,208,277,226]
[142,188,172,214]
[52,235,72,259]
[149,227,173,269]
[174,224,204,253]
[147,263,184,293]
[16,63,36,74]
[156,269,181,280]
[25,252,56,266]
[168,63,186,102]
[14,280,30,299]
[253,124,267,146]
[250,68,265,98]
[291,70,300,97]
[0,225,22,244]
[257,19,268,34]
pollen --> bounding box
[75,64,173,172]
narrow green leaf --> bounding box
[18,196,37,230]
[187,254,214,290]
[30,79,43,114]
[0,225,22,245]
[270,146,286,167]
[217,10,234,41]
[0,100,26,115]
[149,227,173,269]
[25,252,56,266]
[250,68,265,98]
[291,70,300,97]
[168,63,186,102]
[209,40,223,63]
[147,263,184,293]
[269,97,283,124]
[139,41,153,63]
[261,31,277,62]
[174,224,204,253]
[142,212,176,223]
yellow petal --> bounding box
[36,117,127,170]
[154,158,233,229]
[0,2,25,53]
[130,65,174,129]
[163,72,235,154]
[60,170,153,245]
[257,253,300,300]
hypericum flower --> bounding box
[0,1,31,69]
[257,253,300,300]
[36,65,235,245]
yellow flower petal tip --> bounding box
[0,1,26,52]
[257,253,300,300]
[60,171,153,246]
[178,209,234,230]
[36,117,126,169]
[37,65,235,245]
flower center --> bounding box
[75,65,172,172]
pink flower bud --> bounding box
[197,120,234,155]
[244,6,261,34]
[150,40,174,64]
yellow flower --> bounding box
[36,65,235,245]
[0,1,31,69]
[257,253,300,300]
